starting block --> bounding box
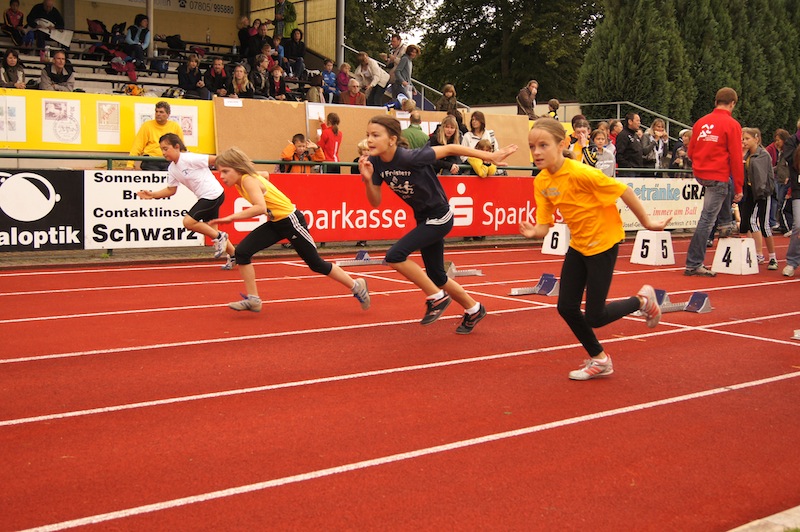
[334,250,385,266]
[711,238,759,275]
[445,261,483,278]
[509,273,560,296]
[630,230,675,265]
[541,223,570,255]
[635,289,713,315]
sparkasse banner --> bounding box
[84,170,204,249]
[0,170,84,251]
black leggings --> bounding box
[557,244,640,357]
[385,215,453,288]
[234,210,331,275]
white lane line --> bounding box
[22,370,800,532]
[4,311,799,427]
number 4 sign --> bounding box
[711,238,759,275]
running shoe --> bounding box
[637,284,661,328]
[213,231,228,259]
[784,265,796,277]
[767,259,778,270]
[455,304,487,335]
[684,265,716,277]
[569,355,614,381]
[420,294,452,325]
[757,255,766,265]
[352,278,371,311]
[221,256,236,270]
[228,294,262,312]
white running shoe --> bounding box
[221,256,236,270]
[352,278,370,310]
[569,355,614,381]
[213,231,229,259]
[784,265,796,277]
[637,284,662,328]
[228,294,262,312]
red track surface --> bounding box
[1,236,799,531]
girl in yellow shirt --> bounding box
[519,118,671,381]
[209,147,370,313]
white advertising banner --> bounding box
[84,170,204,249]
[617,176,704,231]
[91,0,235,18]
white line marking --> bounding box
[23,370,800,532]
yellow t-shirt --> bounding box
[128,119,184,159]
[534,158,627,256]
[234,173,296,222]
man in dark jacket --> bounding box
[203,57,228,97]
[615,112,646,170]
[27,0,64,58]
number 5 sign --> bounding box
[630,230,675,265]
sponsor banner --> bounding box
[92,0,235,18]
[0,170,84,251]
[617,177,705,230]
[84,170,204,249]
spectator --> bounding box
[595,121,615,156]
[402,110,429,149]
[284,28,305,78]
[569,118,591,160]
[236,15,251,60]
[339,77,366,105]
[124,14,149,70]
[249,54,271,99]
[321,59,339,103]
[516,79,539,119]
[379,33,407,85]
[280,133,324,173]
[765,128,790,232]
[616,112,647,171]
[465,139,499,178]
[317,112,342,173]
[684,87,745,277]
[272,34,286,70]
[247,23,272,68]
[0,48,26,88]
[27,0,63,61]
[435,84,458,112]
[305,73,325,103]
[779,117,800,276]
[353,139,370,247]
[642,118,670,170]
[392,44,419,99]
[203,57,228,97]
[582,129,616,178]
[428,114,462,175]
[353,51,389,107]
[248,18,261,37]
[3,0,25,46]
[177,53,210,100]
[740,127,777,269]
[268,65,288,100]
[270,0,297,41]
[38,49,73,91]
[462,110,499,154]
[670,146,691,173]
[336,61,351,94]
[127,101,184,171]
[547,98,560,120]
[608,119,623,145]
[256,41,277,72]
[226,63,254,98]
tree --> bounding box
[413,0,600,105]
[577,0,694,131]
[343,0,421,58]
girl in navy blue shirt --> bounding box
[359,115,516,334]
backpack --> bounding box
[150,58,169,76]
[165,34,186,51]
[109,22,126,47]
[86,19,107,41]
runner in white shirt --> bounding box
[136,133,237,269]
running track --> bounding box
[1,236,799,531]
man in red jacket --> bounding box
[684,87,745,277]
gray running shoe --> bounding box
[352,278,371,310]
[229,294,262,312]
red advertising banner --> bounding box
[216,173,543,244]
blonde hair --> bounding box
[215,147,260,177]
[437,115,461,145]
[356,138,369,155]
[531,117,574,159]
[742,127,762,144]
[475,139,493,152]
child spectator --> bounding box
[466,139,498,178]
[280,133,324,173]
[3,0,26,46]
[268,65,288,100]
[249,54,271,98]
[429,114,463,175]
[569,118,591,160]
[321,58,339,103]
[336,62,351,94]
[317,112,342,173]
[582,129,616,177]
[547,98,560,120]
[435,84,458,112]
[305,73,325,102]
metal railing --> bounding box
[561,101,692,139]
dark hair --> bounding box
[155,101,171,114]
[291,28,303,40]
[469,111,486,134]
[715,87,738,106]
[624,112,639,125]
[571,114,587,128]
[3,47,20,65]
[159,133,187,151]
[368,115,409,148]
[775,128,791,143]
[327,112,340,135]
[292,133,306,144]
[133,14,148,27]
